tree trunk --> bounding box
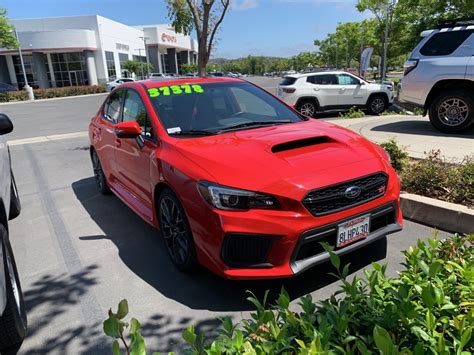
[197,40,208,76]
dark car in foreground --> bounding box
[0,114,26,352]
[89,77,402,279]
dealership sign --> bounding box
[161,33,177,43]
[360,47,373,78]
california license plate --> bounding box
[337,214,370,248]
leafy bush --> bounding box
[339,106,366,119]
[104,234,474,354]
[0,85,107,102]
[402,151,473,207]
[380,138,409,172]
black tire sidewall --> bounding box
[8,173,21,220]
[158,189,198,272]
[0,224,27,351]
[92,151,111,195]
[429,90,474,133]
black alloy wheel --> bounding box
[92,150,111,195]
[158,189,197,271]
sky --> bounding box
[1,0,371,59]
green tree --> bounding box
[122,60,153,78]
[0,7,18,49]
[166,0,230,76]
[180,63,197,74]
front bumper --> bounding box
[192,192,402,279]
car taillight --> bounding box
[282,87,296,93]
[403,59,418,76]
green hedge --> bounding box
[104,234,474,354]
[0,85,107,102]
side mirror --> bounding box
[0,114,13,135]
[359,81,366,86]
[115,121,142,139]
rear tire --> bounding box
[91,150,111,195]
[429,89,474,133]
[158,189,198,272]
[0,224,27,352]
[8,173,21,220]
[296,100,317,118]
[367,95,387,115]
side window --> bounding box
[337,74,360,85]
[230,87,277,117]
[122,90,155,139]
[104,90,123,122]
[420,30,474,56]
[311,74,337,85]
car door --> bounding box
[114,88,157,221]
[91,89,124,182]
[308,74,340,109]
[336,73,367,107]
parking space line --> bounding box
[8,131,88,146]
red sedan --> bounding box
[88,77,402,279]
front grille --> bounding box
[303,172,388,216]
[295,206,396,261]
[222,233,274,268]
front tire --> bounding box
[158,189,198,272]
[296,100,317,118]
[0,224,27,352]
[367,95,387,115]
[429,89,474,133]
[91,150,111,195]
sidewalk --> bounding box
[325,115,474,162]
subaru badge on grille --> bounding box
[344,186,362,199]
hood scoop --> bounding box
[271,136,334,153]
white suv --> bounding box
[277,71,394,117]
[399,19,474,133]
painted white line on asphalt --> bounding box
[8,131,88,146]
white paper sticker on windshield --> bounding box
[167,127,181,134]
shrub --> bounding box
[0,85,107,102]
[380,138,409,172]
[402,150,473,207]
[339,106,366,119]
[104,234,474,354]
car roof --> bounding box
[285,71,352,78]
[139,76,246,89]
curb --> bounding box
[0,92,107,105]
[400,192,473,234]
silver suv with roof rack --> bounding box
[399,18,474,133]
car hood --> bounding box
[171,120,388,198]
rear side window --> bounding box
[420,30,473,56]
[104,90,123,122]
[280,77,297,86]
[307,74,337,85]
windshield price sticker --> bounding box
[148,84,204,97]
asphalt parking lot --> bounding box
[1,85,453,353]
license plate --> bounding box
[337,214,370,248]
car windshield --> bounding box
[148,81,304,136]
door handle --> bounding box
[115,139,121,148]
[313,87,320,91]
[340,88,346,92]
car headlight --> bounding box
[197,181,280,211]
[383,149,392,163]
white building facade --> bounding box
[0,15,198,89]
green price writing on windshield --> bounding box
[148,84,204,98]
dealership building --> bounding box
[0,15,198,88]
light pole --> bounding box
[381,1,395,82]
[12,28,34,100]
[139,36,150,78]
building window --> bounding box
[118,53,130,78]
[46,52,88,87]
[132,55,146,63]
[12,55,37,88]
[105,51,116,80]
[161,53,170,74]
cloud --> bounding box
[230,0,259,11]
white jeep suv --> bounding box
[399,19,474,133]
[277,71,394,117]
